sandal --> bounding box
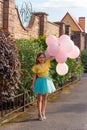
[38,114,43,121]
[42,114,46,120]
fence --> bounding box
[0,90,36,119]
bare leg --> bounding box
[37,94,42,115]
[41,94,48,117]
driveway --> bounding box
[0,73,87,130]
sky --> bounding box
[15,0,87,32]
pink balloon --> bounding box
[59,38,74,53]
[56,63,68,76]
[67,45,80,59]
[55,49,67,63]
[57,34,70,45]
[46,35,57,46]
[47,43,59,57]
[59,34,70,42]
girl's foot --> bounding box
[38,114,43,121]
[42,114,46,120]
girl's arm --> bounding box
[49,56,54,61]
[31,74,37,90]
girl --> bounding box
[31,52,56,121]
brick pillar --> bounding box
[3,0,15,34]
[54,22,66,36]
[34,12,48,36]
[0,0,3,29]
[71,31,81,49]
[3,0,8,32]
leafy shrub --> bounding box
[81,49,87,72]
[16,38,43,97]
[0,30,21,102]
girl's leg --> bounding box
[41,94,48,117]
[37,94,42,116]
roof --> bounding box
[61,12,84,32]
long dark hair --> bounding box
[36,52,46,64]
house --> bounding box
[60,12,86,50]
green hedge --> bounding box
[81,49,87,72]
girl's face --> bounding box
[37,54,46,64]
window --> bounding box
[65,20,70,25]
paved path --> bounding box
[1,74,87,130]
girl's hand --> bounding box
[31,85,34,91]
[49,56,55,60]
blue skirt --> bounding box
[34,77,56,94]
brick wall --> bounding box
[14,10,40,39]
[1,0,60,39]
[46,21,59,37]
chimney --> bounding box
[79,17,85,32]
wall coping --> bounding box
[48,21,59,27]
[33,12,48,16]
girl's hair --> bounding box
[36,52,46,64]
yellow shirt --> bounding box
[32,59,50,77]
